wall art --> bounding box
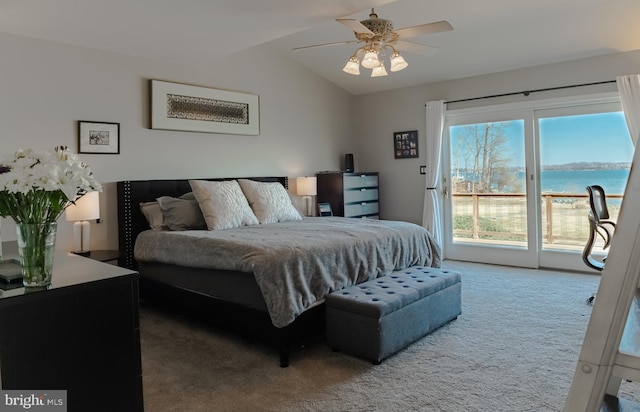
[150,79,259,135]
[393,130,418,159]
[78,121,120,154]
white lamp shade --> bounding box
[390,53,408,72]
[361,50,380,69]
[66,191,100,221]
[296,177,317,196]
[371,64,388,77]
[343,57,360,75]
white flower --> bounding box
[0,146,102,223]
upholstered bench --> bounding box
[325,266,462,364]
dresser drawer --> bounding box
[344,174,378,189]
[344,202,379,217]
[344,188,378,203]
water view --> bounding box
[448,109,633,251]
[454,167,630,196]
[539,168,629,195]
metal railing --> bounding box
[452,192,622,248]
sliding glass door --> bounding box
[442,96,632,270]
[443,109,539,267]
[536,103,632,270]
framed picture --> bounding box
[393,130,419,159]
[318,202,333,217]
[150,79,260,135]
[78,121,120,154]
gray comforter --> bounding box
[134,217,441,327]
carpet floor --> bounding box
[139,260,640,411]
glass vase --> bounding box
[16,222,57,288]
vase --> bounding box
[16,222,57,288]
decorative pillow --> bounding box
[189,179,259,230]
[238,179,303,224]
[287,192,308,217]
[156,193,207,231]
[140,201,168,231]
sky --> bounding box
[451,111,633,168]
[539,112,632,165]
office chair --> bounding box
[582,185,616,272]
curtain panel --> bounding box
[421,100,445,247]
[617,74,640,146]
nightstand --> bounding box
[0,242,143,412]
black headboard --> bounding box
[116,176,289,269]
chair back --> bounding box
[583,185,616,271]
[587,185,610,222]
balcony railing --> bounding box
[452,192,622,249]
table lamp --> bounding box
[65,191,100,256]
[296,176,317,217]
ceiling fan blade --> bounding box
[336,18,374,35]
[293,40,357,51]
[395,20,453,39]
[394,40,439,56]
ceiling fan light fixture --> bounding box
[371,63,388,77]
[361,48,380,69]
[293,8,453,77]
[343,56,360,75]
[299,10,452,78]
[390,51,408,72]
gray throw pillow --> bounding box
[140,201,168,231]
[156,193,207,230]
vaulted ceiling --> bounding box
[2,0,639,95]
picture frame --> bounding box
[393,130,419,159]
[318,202,333,217]
[78,121,120,154]
[150,79,260,135]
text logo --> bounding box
[0,391,66,411]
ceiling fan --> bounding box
[293,8,453,77]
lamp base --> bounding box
[72,250,91,257]
[73,220,91,254]
[303,196,313,217]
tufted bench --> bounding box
[325,266,461,364]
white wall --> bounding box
[354,49,640,224]
[3,30,640,253]
[0,34,356,251]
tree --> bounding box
[452,122,519,193]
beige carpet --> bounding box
[139,260,640,411]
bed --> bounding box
[117,176,441,367]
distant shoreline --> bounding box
[541,162,631,172]
[457,162,631,173]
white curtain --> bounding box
[421,100,445,246]
[616,74,640,146]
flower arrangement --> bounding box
[0,146,102,224]
[0,146,102,287]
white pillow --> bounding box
[189,180,259,230]
[287,192,307,217]
[238,179,303,224]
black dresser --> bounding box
[0,242,143,412]
[316,172,379,218]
